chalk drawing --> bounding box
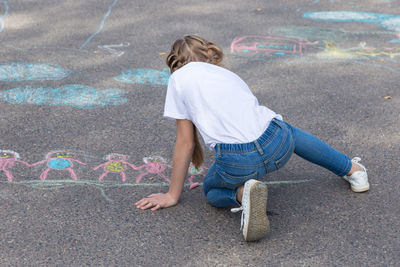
[93,153,137,182]
[303,11,400,42]
[0,1,8,32]
[269,26,343,42]
[30,151,87,181]
[0,179,313,202]
[1,84,127,109]
[134,156,171,184]
[269,26,394,43]
[304,11,385,22]
[80,0,119,50]
[231,36,304,57]
[316,41,356,59]
[0,149,314,201]
[0,150,30,182]
[356,47,400,58]
[0,62,71,82]
[98,42,130,56]
[308,40,400,73]
[114,68,170,86]
[317,40,400,60]
[187,163,208,190]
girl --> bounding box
[135,35,369,242]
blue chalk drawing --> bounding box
[0,1,8,32]
[303,11,400,42]
[114,68,170,86]
[1,84,128,109]
[303,11,393,23]
[48,159,72,169]
[80,0,119,50]
[0,62,72,82]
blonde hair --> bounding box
[166,35,223,74]
[166,35,223,168]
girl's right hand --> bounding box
[135,192,178,211]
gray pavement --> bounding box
[0,0,399,266]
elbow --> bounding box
[176,139,195,154]
[185,141,196,154]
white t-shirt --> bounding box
[163,62,282,149]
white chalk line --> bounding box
[0,179,312,202]
[1,179,312,188]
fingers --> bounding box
[135,193,177,211]
[135,196,162,211]
[151,204,161,211]
[142,202,154,210]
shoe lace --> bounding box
[232,191,250,231]
[231,206,245,230]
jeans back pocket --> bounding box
[274,126,295,169]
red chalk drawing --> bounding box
[134,156,171,184]
[231,35,304,56]
[93,153,137,182]
[0,150,30,182]
[31,151,86,180]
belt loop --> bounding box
[274,119,283,129]
[253,140,264,156]
[215,144,221,154]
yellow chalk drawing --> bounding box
[317,41,357,59]
[93,154,137,182]
[317,41,400,59]
[356,47,400,58]
[105,161,125,172]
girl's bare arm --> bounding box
[135,119,195,211]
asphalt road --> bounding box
[0,0,399,266]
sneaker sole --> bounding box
[351,184,370,193]
[243,181,270,242]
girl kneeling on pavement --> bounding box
[136,35,369,242]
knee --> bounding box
[205,190,224,208]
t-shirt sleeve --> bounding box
[163,76,190,120]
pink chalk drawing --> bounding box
[93,153,137,182]
[231,35,304,56]
[31,151,86,180]
[134,156,171,184]
[187,163,208,189]
[0,150,31,182]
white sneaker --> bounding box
[343,157,370,193]
[231,179,269,241]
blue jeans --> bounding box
[202,119,352,208]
